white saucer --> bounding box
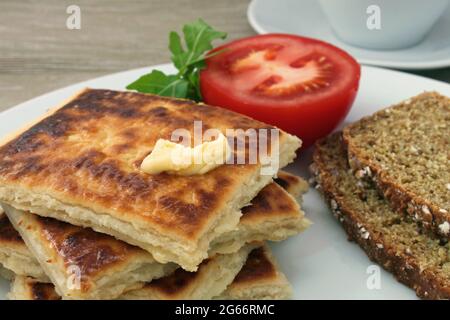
[248,0,450,70]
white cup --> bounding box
[319,0,449,50]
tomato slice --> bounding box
[200,34,360,148]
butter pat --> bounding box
[141,133,231,175]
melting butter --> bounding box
[141,133,231,175]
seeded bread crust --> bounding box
[312,133,450,300]
[343,92,450,240]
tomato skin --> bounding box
[200,34,360,149]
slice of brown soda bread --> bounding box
[342,92,450,240]
[312,133,450,299]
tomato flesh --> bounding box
[200,34,360,148]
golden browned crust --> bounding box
[9,276,61,300]
[0,89,301,270]
[1,174,305,278]
[32,216,146,281]
[137,245,277,299]
[274,171,309,199]
[9,245,290,300]
[1,171,307,298]
[149,259,203,297]
[2,208,140,282]
[209,173,310,255]
[0,211,23,245]
[215,245,292,300]
[0,88,292,241]
[121,243,258,300]
[241,182,300,221]
[146,260,212,297]
[0,210,48,281]
[232,247,276,284]
[30,282,60,300]
[4,205,176,299]
[29,280,61,300]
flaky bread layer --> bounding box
[211,216,311,255]
[0,168,265,271]
[0,265,14,280]
[211,183,310,255]
[0,134,299,271]
[0,169,308,291]
[8,245,293,300]
[0,187,238,272]
[80,262,177,300]
[276,171,309,200]
[0,207,304,291]
[215,285,292,300]
[3,204,175,300]
[7,276,60,300]
[8,276,35,300]
[121,244,258,300]
[215,246,292,300]
[0,247,48,282]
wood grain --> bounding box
[0,0,254,111]
[0,0,448,112]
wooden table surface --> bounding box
[1,0,449,112]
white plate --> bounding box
[248,0,450,70]
[0,64,449,300]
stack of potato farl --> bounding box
[312,92,450,299]
[0,88,310,300]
